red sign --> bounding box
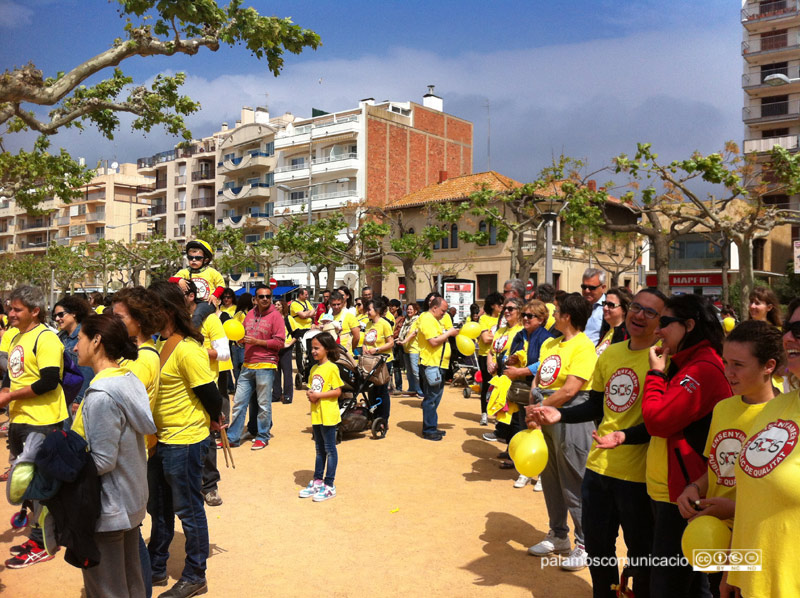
[398,284,406,295]
[269,278,278,289]
[645,273,725,287]
[526,280,534,291]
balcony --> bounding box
[275,115,359,150]
[275,190,359,215]
[744,134,799,153]
[135,232,150,242]
[175,175,187,186]
[217,150,273,174]
[86,232,105,243]
[192,167,215,181]
[56,237,71,246]
[742,0,800,28]
[311,152,359,175]
[274,162,310,183]
[742,32,800,59]
[743,99,800,124]
[191,197,216,209]
[136,207,151,218]
[57,216,71,226]
[150,205,167,216]
[18,220,51,231]
[174,225,187,237]
[174,202,186,212]
[743,64,800,89]
[86,211,105,223]
[217,182,272,203]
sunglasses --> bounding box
[658,315,685,329]
[602,301,620,309]
[581,284,601,291]
[629,302,659,320]
[521,312,537,319]
[785,320,800,340]
[53,311,69,319]
[504,306,519,312]
[187,255,204,262]
[256,294,272,300]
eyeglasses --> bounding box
[629,302,660,320]
[522,313,537,319]
[256,294,272,300]
[602,301,620,309]
[187,255,204,262]
[53,311,69,320]
[504,306,519,312]
[658,315,685,329]
[784,320,800,340]
[581,284,601,291]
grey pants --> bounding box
[83,528,145,598]
[540,391,595,546]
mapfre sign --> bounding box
[645,273,725,287]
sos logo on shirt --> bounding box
[605,368,639,413]
[739,419,799,479]
[539,355,562,387]
[493,334,509,354]
[192,277,211,300]
[310,374,325,393]
[596,337,611,356]
[364,328,378,345]
[708,428,747,487]
[8,345,24,378]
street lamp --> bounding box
[533,195,567,286]
[764,73,800,86]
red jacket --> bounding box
[642,340,731,502]
[242,305,286,366]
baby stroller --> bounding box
[294,328,320,390]
[450,338,479,397]
[333,347,389,442]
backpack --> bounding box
[26,330,84,404]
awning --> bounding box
[272,285,299,297]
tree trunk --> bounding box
[651,234,671,294]
[735,236,755,319]
[312,269,321,296]
[326,263,337,290]
[402,258,418,303]
[720,235,730,307]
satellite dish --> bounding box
[110,161,119,171]
[343,272,357,289]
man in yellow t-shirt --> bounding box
[289,288,314,376]
[0,285,67,568]
[417,297,459,440]
[329,291,360,354]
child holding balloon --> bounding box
[298,332,343,502]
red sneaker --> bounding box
[9,539,36,557]
[5,541,56,568]
[251,439,268,450]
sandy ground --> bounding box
[0,385,604,598]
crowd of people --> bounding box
[0,237,798,597]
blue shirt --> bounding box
[508,325,554,379]
[584,294,605,345]
[58,324,94,402]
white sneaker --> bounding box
[528,531,571,556]
[312,484,337,502]
[480,413,488,426]
[533,478,543,492]
[482,432,498,442]
[299,479,323,498]
[513,475,530,488]
[560,544,588,571]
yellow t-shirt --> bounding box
[308,361,344,426]
[355,313,369,348]
[545,303,556,331]
[7,324,67,426]
[199,312,226,374]
[94,305,106,314]
[587,341,651,483]
[153,337,215,444]
[477,314,499,357]
[595,328,614,356]
[704,395,771,528]
[385,312,396,326]
[729,390,800,597]
[537,333,597,391]
[0,326,19,353]
[403,318,420,355]
[234,311,247,325]
[173,266,225,302]
[290,299,313,330]
[333,310,359,354]
[488,324,525,424]
[121,341,160,407]
[364,318,394,363]
[220,305,236,319]
[417,311,452,369]
[71,367,127,439]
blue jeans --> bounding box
[312,425,338,486]
[404,352,422,395]
[231,343,245,384]
[420,365,445,435]
[147,436,211,584]
[227,366,275,444]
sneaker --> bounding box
[299,479,323,498]
[4,540,56,568]
[152,574,169,587]
[533,478,543,492]
[482,432,499,442]
[158,578,208,598]
[251,439,267,450]
[9,539,35,557]
[203,489,223,507]
[527,531,571,556]
[312,484,336,502]
[560,544,588,571]
[480,413,488,426]
[514,475,530,488]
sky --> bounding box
[0,0,744,185]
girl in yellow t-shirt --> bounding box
[364,298,394,424]
[299,332,343,502]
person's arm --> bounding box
[558,389,604,423]
[677,471,709,520]
[542,375,587,408]
[84,392,125,476]
[428,326,458,347]
[192,381,222,422]
[0,366,60,407]
[308,386,342,402]
[351,325,360,349]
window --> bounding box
[441,233,448,250]
[265,141,274,156]
[762,127,789,138]
[753,239,767,271]
[290,191,307,202]
[407,227,415,235]
[489,222,497,245]
[290,156,305,168]
[450,223,458,249]
[433,237,440,250]
[245,234,260,244]
[264,202,274,217]
[476,274,497,299]
[764,194,790,209]
[760,29,788,51]
[761,62,789,83]
[762,94,788,117]
[264,172,274,187]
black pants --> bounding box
[478,355,491,414]
[650,500,710,598]
[273,348,294,403]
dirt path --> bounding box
[0,386,597,597]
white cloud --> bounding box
[0,1,33,28]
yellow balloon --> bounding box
[510,429,548,477]
[459,321,482,340]
[681,516,732,568]
[223,319,245,342]
[455,334,476,356]
[723,317,736,334]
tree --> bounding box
[45,243,86,295]
[1,0,320,211]
[192,218,256,284]
[112,235,184,284]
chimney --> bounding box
[221,122,228,132]
[588,180,597,192]
[423,85,443,111]
[438,170,448,184]
[254,106,270,124]
[241,106,255,124]
[360,97,375,106]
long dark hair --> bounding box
[112,286,164,337]
[311,331,339,360]
[236,293,253,315]
[147,280,204,343]
[749,286,782,328]
[81,314,138,361]
[337,286,353,309]
[665,293,724,356]
[726,320,785,374]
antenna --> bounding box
[484,98,491,172]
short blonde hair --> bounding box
[523,299,548,321]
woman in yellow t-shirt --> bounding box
[298,332,343,502]
[231,293,253,384]
[397,302,422,398]
[477,292,504,426]
[353,298,369,356]
[364,298,394,423]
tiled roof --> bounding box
[386,171,523,210]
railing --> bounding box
[137,142,216,169]
[313,114,359,128]
[174,225,186,237]
[742,64,797,86]
[135,232,149,242]
[155,178,167,190]
[744,134,799,152]
[192,168,215,181]
[57,216,71,226]
[275,162,308,173]
[312,152,358,165]
[86,211,105,223]
[742,32,800,55]
[150,205,167,215]
[136,208,151,218]
[742,0,800,22]
[191,197,215,209]
[56,237,71,246]
[0,201,10,210]
[18,220,50,231]
[174,202,186,211]
[175,175,187,186]
[743,99,800,121]
[86,233,104,243]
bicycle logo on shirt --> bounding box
[739,419,798,478]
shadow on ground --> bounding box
[462,511,592,595]
[462,439,518,483]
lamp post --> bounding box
[533,194,567,286]
[764,73,800,86]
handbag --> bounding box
[506,380,533,405]
[359,353,390,386]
